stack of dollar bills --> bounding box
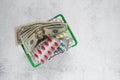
[16,14,78,68]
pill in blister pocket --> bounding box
[34,53,39,58]
[47,50,52,55]
[51,46,55,51]
[44,55,48,59]
[38,49,42,54]
[40,59,44,64]
[54,42,59,46]
[41,46,45,50]
[44,41,49,46]
[61,42,66,46]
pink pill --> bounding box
[41,46,45,50]
[34,54,39,58]
[44,55,48,59]
[40,59,44,64]
[44,41,49,46]
[47,50,52,55]
[54,42,59,46]
[38,49,42,54]
[51,46,55,50]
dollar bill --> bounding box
[17,22,66,44]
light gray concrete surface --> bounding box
[0,0,120,80]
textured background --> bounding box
[0,0,120,80]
